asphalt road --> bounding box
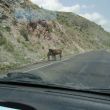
[12,50,110,89]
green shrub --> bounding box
[46,27,52,33]
[5,26,11,32]
[12,19,17,26]
[20,29,29,41]
[4,40,14,52]
[0,63,19,72]
[0,32,7,45]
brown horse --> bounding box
[47,49,62,61]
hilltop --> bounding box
[0,0,110,72]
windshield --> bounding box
[0,0,110,91]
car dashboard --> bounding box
[0,83,110,110]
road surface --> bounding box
[10,50,110,89]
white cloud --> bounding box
[31,0,81,13]
[81,13,105,24]
[82,4,95,9]
[81,12,110,32]
[59,4,80,13]
[30,0,110,32]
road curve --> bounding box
[14,50,110,89]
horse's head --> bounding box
[48,49,54,54]
[49,49,52,52]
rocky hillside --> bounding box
[0,0,110,72]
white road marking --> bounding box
[24,57,72,73]
[79,64,88,74]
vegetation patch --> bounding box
[20,28,29,41]
[0,63,16,72]
[4,40,14,52]
[0,32,7,45]
[5,26,11,32]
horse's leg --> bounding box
[49,55,50,61]
[47,53,50,61]
[54,55,56,61]
[51,55,54,61]
[60,53,62,60]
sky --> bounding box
[30,0,110,32]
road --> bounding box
[11,50,110,89]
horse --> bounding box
[47,49,62,61]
